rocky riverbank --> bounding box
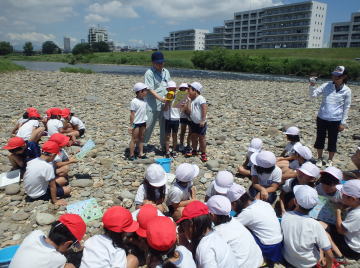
[0,71,359,265]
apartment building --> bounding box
[330,12,360,48]
[205,26,225,50]
[205,1,327,49]
[158,29,209,51]
[88,26,108,45]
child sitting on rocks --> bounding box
[24,141,70,206]
[16,109,44,143]
[47,108,64,136]
[205,170,234,202]
[61,108,86,140]
[11,107,38,135]
[238,138,263,177]
[277,126,302,169]
[10,214,86,268]
[128,82,148,161]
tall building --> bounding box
[63,37,71,53]
[158,29,209,51]
[205,1,327,50]
[330,12,360,48]
[205,26,225,50]
[88,26,108,44]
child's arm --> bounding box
[335,208,347,235]
[266,182,280,193]
[149,89,165,102]
[55,157,78,168]
[129,111,135,134]
[251,176,268,200]
[49,180,66,205]
[184,98,191,115]
[200,103,207,127]
[163,100,171,111]
[11,122,21,135]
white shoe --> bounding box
[326,160,333,167]
[316,158,324,167]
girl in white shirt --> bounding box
[16,109,44,143]
[277,126,301,169]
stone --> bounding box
[81,191,91,197]
[36,213,56,225]
[71,179,93,188]
[119,190,135,200]
[263,127,280,137]
[11,211,30,221]
[12,234,21,241]
[5,184,20,195]
[206,160,220,171]
[200,178,208,184]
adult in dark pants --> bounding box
[309,66,352,167]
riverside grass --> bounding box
[5,48,360,79]
[60,67,94,74]
[0,58,25,73]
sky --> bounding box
[0,0,359,50]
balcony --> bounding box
[262,5,312,17]
[263,14,311,23]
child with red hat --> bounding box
[146,216,196,268]
[10,214,86,268]
[11,107,39,134]
[23,141,70,205]
[3,136,41,170]
[47,108,65,136]
[61,108,86,140]
[80,206,139,268]
[15,108,44,143]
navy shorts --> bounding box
[165,120,179,134]
[133,122,146,128]
[190,122,207,136]
[79,129,85,137]
[26,182,65,202]
[180,118,191,125]
[252,232,283,263]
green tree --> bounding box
[23,42,34,56]
[72,43,92,55]
[0,41,13,55]
[42,41,60,54]
[91,41,110,52]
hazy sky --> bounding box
[0,0,359,49]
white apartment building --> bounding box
[330,12,360,48]
[205,1,327,49]
[158,29,209,51]
[63,37,71,53]
[88,26,108,44]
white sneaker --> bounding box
[316,158,324,167]
[326,160,333,167]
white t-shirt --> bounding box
[205,181,224,198]
[163,102,180,121]
[166,181,192,206]
[190,95,206,124]
[9,230,66,268]
[47,119,64,136]
[342,207,360,253]
[281,211,331,267]
[155,246,196,268]
[236,200,283,245]
[17,117,28,125]
[24,158,55,198]
[284,142,301,157]
[16,120,40,141]
[315,183,342,203]
[251,165,282,187]
[70,116,85,130]
[134,184,168,205]
[214,218,263,268]
[80,234,127,268]
[196,231,237,268]
[130,98,148,124]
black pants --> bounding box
[314,117,341,153]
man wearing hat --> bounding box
[309,66,352,167]
[144,51,171,152]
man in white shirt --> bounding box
[10,214,86,268]
[282,185,334,267]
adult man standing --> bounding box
[144,51,171,151]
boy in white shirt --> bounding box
[163,81,181,158]
[24,141,70,206]
[16,109,44,143]
[128,82,148,161]
[166,163,199,221]
[178,83,192,153]
[238,137,263,177]
[61,108,86,137]
[184,81,208,162]
[47,108,64,136]
[281,185,334,267]
[205,170,234,202]
[208,195,263,268]
[10,214,86,268]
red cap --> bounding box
[42,141,60,154]
[102,206,139,233]
[176,200,209,223]
[136,204,158,238]
[146,216,176,252]
[58,214,86,241]
[3,137,25,150]
[50,108,62,116]
[49,133,70,147]
[28,110,41,118]
[26,107,38,113]
[61,108,71,118]
[46,108,53,118]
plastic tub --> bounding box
[0,245,20,267]
[155,158,172,173]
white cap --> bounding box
[284,126,300,136]
[214,171,234,194]
[332,66,346,76]
[179,83,188,88]
[321,166,343,182]
[298,162,320,178]
[167,80,176,88]
[293,143,312,160]
[190,82,203,93]
[294,185,319,209]
[133,82,147,92]
[207,195,231,216]
[248,138,263,153]
[341,180,360,198]
[145,164,167,187]
[250,151,276,168]
[226,183,246,202]
[175,163,199,182]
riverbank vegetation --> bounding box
[0,58,25,73]
[59,67,93,74]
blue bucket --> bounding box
[155,158,172,173]
[0,245,19,267]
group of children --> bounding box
[129,81,208,162]
[3,107,86,205]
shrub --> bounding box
[60,67,93,74]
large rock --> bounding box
[36,213,56,225]
[119,190,135,200]
[206,160,220,171]
[71,179,93,188]
[5,184,20,195]
[11,211,30,221]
